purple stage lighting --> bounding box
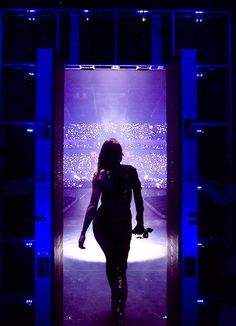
[63,68,167,262]
[64,68,167,190]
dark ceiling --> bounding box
[0,0,234,10]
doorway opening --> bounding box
[63,67,167,325]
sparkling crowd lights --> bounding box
[64,122,167,188]
[64,122,166,142]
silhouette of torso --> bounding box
[93,164,140,232]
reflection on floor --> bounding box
[63,188,167,326]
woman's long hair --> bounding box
[97,138,123,172]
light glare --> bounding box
[64,229,166,263]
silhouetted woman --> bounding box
[78,138,145,324]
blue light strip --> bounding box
[180,49,198,326]
[35,48,53,326]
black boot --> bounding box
[111,268,127,325]
[112,302,125,324]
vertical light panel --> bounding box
[35,48,53,326]
[180,49,198,326]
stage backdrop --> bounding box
[63,68,166,191]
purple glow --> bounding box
[63,68,167,265]
[64,230,167,262]
[64,68,166,189]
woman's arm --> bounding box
[79,177,101,248]
[131,167,145,234]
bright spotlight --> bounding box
[63,228,167,263]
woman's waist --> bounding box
[98,203,131,214]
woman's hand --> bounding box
[132,223,146,235]
[78,234,86,249]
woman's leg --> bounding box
[93,226,131,323]
[104,247,129,325]
[106,252,128,310]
